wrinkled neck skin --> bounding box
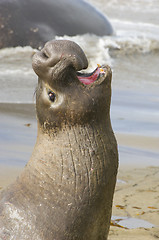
[25,114,116,197]
[16,114,118,239]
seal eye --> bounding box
[48,91,56,102]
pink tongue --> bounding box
[77,67,100,85]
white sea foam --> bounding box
[0,46,36,59]
[0,33,158,76]
[88,0,159,13]
[0,69,33,76]
[0,31,158,104]
[56,32,159,62]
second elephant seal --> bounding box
[0,0,113,49]
[0,40,118,240]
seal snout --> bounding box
[32,40,112,89]
[32,40,88,78]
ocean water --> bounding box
[0,0,159,167]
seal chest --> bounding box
[0,40,118,240]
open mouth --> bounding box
[77,65,106,85]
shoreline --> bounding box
[116,133,159,152]
[0,102,158,170]
[0,102,36,118]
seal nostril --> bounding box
[48,90,56,102]
[42,51,49,59]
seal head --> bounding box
[32,40,112,131]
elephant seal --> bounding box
[0,40,118,240]
[0,0,113,49]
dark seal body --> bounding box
[0,40,118,239]
[0,0,113,49]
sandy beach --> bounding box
[109,166,159,240]
[0,103,159,239]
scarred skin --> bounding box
[0,40,118,240]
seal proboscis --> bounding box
[0,40,118,240]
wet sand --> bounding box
[0,103,159,239]
[109,166,159,240]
